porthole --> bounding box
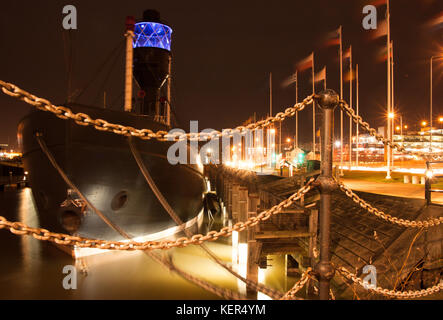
[111,191,128,211]
[60,210,81,232]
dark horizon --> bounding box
[1,0,442,150]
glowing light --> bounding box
[422,121,428,127]
[133,22,172,51]
[257,268,271,300]
[395,126,401,131]
[388,112,395,119]
[270,129,276,134]
[439,117,443,123]
[196,155,203,171]
[286,138,291,143]
[426,170,434,179]
[335,141,341,148]
[231,231,239,267]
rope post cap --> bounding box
[316,89,339,110]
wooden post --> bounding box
[238,187,248,243]
[227,181,233,219]
[247,194,260,241]
[247,193,260,299]
[231,184,240,222]
[308,209,318,261]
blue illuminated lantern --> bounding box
[133,22,172,51]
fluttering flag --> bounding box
[281,71,297,88]
[343,47,352,60]
[322,28,340,47]
[369,0,387,7]
[375,42,393,62]
[370,19,388,39]
[313,67,326,83]
[296,53,314,72]
[425,11,443,31]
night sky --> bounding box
[1,0,442,150]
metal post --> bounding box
[430,58,433,154]
[386,0,392,179]
[425,161,431,206]
[315,89,339,300]
[124,17,135,112]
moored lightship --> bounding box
[17,10,207,255]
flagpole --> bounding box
[339,26,344,176]
[270,72,273,118]
[312,52,316,158]
[391,40,394,169]
[349,46,353,170]
[386,0,392,179]
[324,66,327,90]
[356,64,359,168]
[296,70,299,149]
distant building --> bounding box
[334,127,443,163]
[393,128,443,156]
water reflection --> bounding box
[0,188,290,299]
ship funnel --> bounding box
[143,9,161,22]
[132,9,172,124]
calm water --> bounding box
[0,188,295,300]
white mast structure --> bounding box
[124,16,135,112]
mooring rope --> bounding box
[36,133,248,300]
[128,137,285,300]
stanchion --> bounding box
[314,89,339,300]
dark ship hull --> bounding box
[18,104,206,254]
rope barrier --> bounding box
[3,79,440,299]
[128,137,285,300]
[280,268,312,300]
[337,179,443,228]
[37,133,248,300]
[337,267,443,299]
[0,80,313,142]
[339,99,440,161]
[0,179,314,251]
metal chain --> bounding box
[337,266,443,299]
[38,133,248,300]
[0,179,314,251]
[280,268,312,300]
[129,137,284,299]
[339,100,439,161]
[0,80,313,141]
[337,179,443,228]
[158,253,248,300]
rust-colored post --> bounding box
[314,89,339,300]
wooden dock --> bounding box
[206,165,320,298]
[205,165,443,299]
[0,160,26,191]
